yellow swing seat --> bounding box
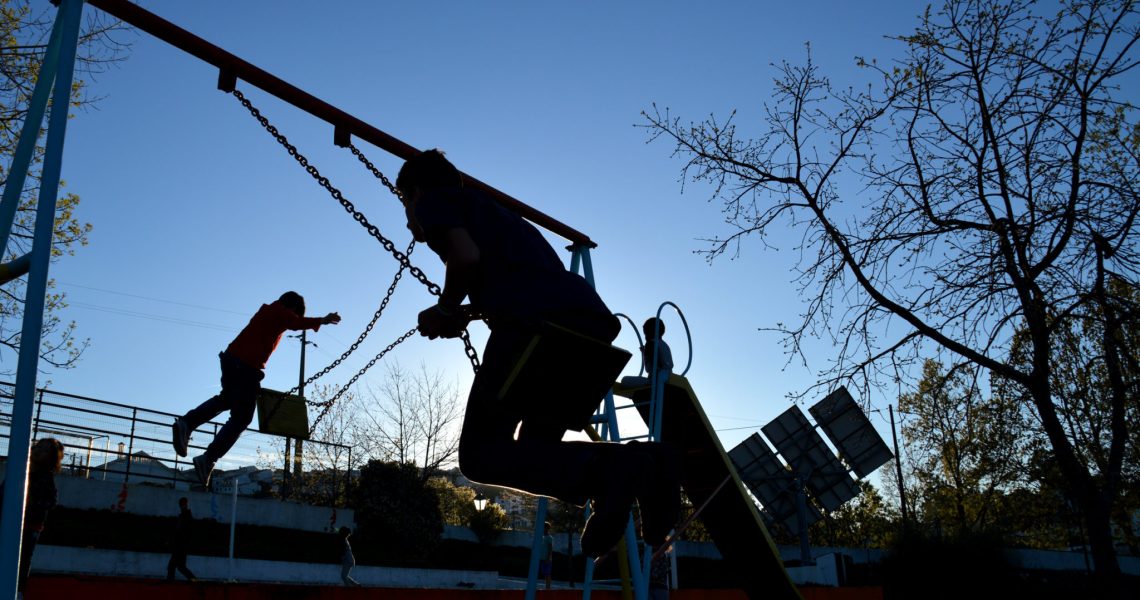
[256,388,310,439]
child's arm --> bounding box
[418,227,478,339]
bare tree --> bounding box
[359,361,463,478]
[643,0,1137,589]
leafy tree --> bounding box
[0,0,127,373]
[351,460,442,562]
[643,0,1138,586]
[899,360,1036,535]
[994,280,1140,548]
[810,481,898,548]
[426,475,477,527]
[468,501,510,544]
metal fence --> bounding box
[0,382,355,505]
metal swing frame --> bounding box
[0,1,663,599]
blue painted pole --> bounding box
[524,498,548,599]
[0,7,67,255]
[0,1,84,598]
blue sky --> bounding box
[39,1,928,476]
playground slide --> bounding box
[614,374,803,600]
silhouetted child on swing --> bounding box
[396,149,679,558]
[171,291,340,487]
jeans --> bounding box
[183,352,264,463]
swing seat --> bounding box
[498,321,632,431]
[257,388,310,440]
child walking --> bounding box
[339,527,361,586]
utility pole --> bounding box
[295,330,307,483]
[889,404,909,530]
[283,330,313,497]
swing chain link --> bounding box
[230,89,482,378]
[285,240,413,400]
[231,89,439,295]
[347,141,401,198]
[308,326,419,434]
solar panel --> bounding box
[809,387,894,479]
[729,434,820,531]
[761,406,859,512]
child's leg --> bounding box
[200,357,262,463]
[457,323,639,505]
[182,353,241,429]
[182,393,228,431]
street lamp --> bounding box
[473,491,488,512]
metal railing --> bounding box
[0,382,355,505]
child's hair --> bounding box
[278,291,306,316]
[643,317,665,339]
[30,438,63,474]
[396,149,463,196]
[339,526,352,537]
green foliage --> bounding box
[426,476,476,527]
[811,481,898,548]
[468,502,509,544]
[900,359,1036,536]
[351,460,442,562]
[675,492,713,543]
[0,1,127,373]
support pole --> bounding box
[524,498,548,600]
[228,478,238,581]
[0,2,84,597]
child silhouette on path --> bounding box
[339,527,361,587]
[166,497,197,582]
[172,291,340,487]
[396,149,680,558]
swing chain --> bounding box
[308,325,419,434]
[286,241,414,399]
[231,89,438,295]
[347,141,401,198]
[230,88,482,376]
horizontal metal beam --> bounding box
[86,0,595,248]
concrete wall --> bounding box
[33,545,503,589]
[34,470,1140,583]
[55,476,355,534]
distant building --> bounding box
[212,465,276,496]
[93,450,194,491]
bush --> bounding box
[351,460,442,564]
[468,503,510,544]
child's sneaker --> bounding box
[192,455,214,488]
[172,418,190,457]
